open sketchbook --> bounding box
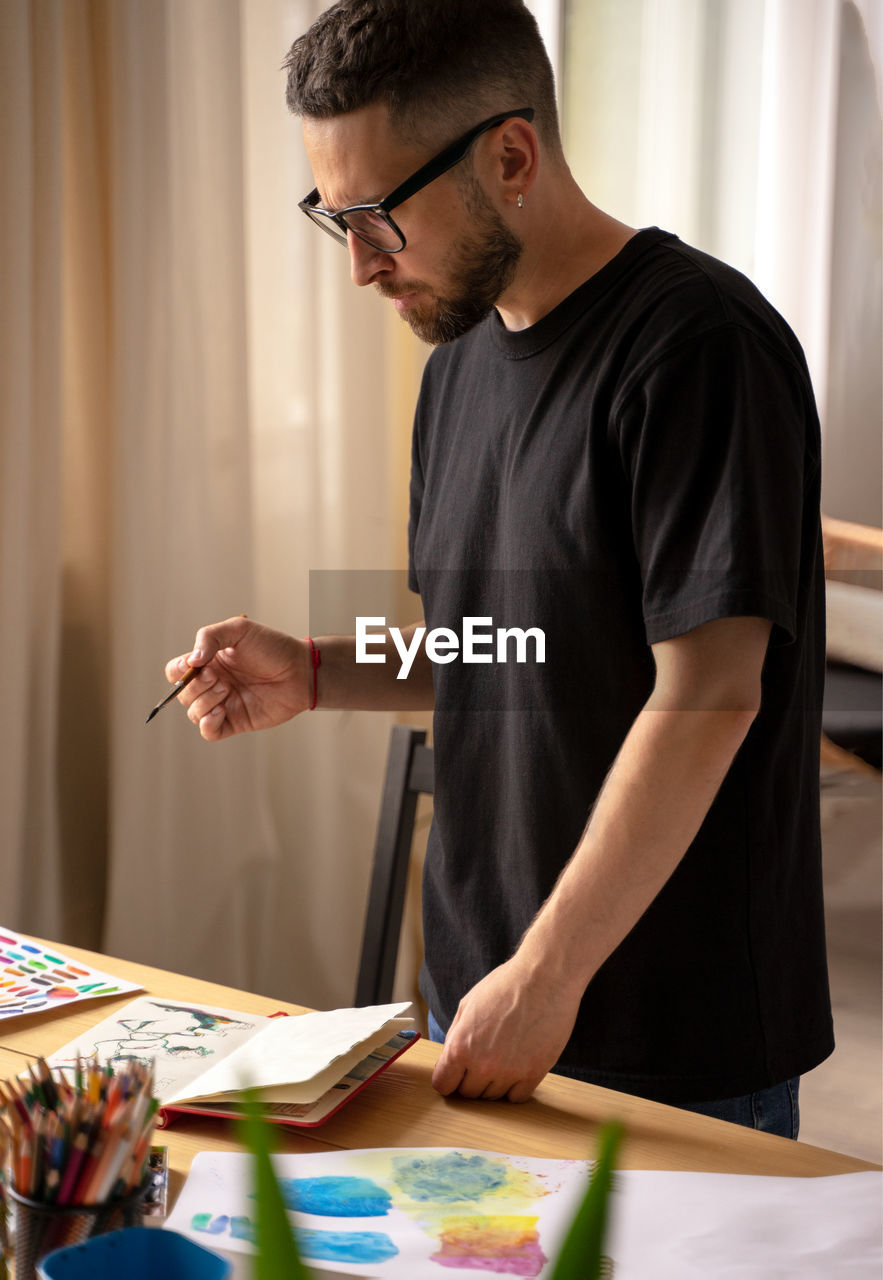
[48,996,418,1129]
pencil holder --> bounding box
[36,1226,231,1280]
[9,1182,146,1280]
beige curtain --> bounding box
[0,0,428,1011]
[561,0,882,528]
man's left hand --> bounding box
[430,955,580,1102]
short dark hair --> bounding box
[283,0,562,156]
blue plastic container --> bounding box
[36,1226,231,1280]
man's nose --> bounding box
[348,232,394,287]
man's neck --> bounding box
[496,186,637,332]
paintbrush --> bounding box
[145,666,200,724]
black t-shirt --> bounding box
[408,228,833,1104]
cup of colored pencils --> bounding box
[0,1055,158,1280]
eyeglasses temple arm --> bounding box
[379,108,534,213]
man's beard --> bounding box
[378,190,523,346]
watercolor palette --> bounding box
[0,928,141,1021]
[166,1147,591,1277]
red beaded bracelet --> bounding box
[305,637,322,710]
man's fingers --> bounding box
[432,1055,537,1102]
[505,1077,542,1104]
[434,1062,502,1101]
[164,653,194,683]
[432,1037,533,1101]
[192,615,251,663]
[479,1081,510,1101]
[451,1068,538,1102]
[187,679,246,741]
[449,1069,495,1101]
[198,704,230,741]
[430,1050,467,1097]
[185,675,228,722]
[163,616,251,684]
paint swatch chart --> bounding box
[0,928,141,1021]
[167,1147,590,1277]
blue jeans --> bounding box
[426,1012,800,1139]
[675,1077,800,1139]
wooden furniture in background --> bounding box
[821,514,882,773]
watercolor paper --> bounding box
[166,1150,882,1278]
[166,1147,590,1278]
[606,1168,882,1277]
[0,928,141,1021]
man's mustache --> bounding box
[376,281,433,299]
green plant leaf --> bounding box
[549,1121,624,1280]
[237,1088,312,1280]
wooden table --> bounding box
[1,940,877,1219]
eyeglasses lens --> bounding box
[344,211,402,252]
[303,206,348,244]
[304,204,403,253]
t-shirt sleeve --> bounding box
[614,324,819,646]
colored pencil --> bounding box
[1,1057,157,1209]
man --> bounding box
[167,0,833,1134]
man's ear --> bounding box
[494,116,540,207]
[472,116,539,208]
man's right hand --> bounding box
[164,616,311,741]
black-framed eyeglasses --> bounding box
[299,108,534,253]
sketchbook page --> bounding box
[189,1019,415,1107]
[48,996,272,1103]
[163,1002,411,1106]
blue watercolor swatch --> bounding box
[272,1175,393,1217]
[294,1228,399,1263]
[230,1215,257,1242]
